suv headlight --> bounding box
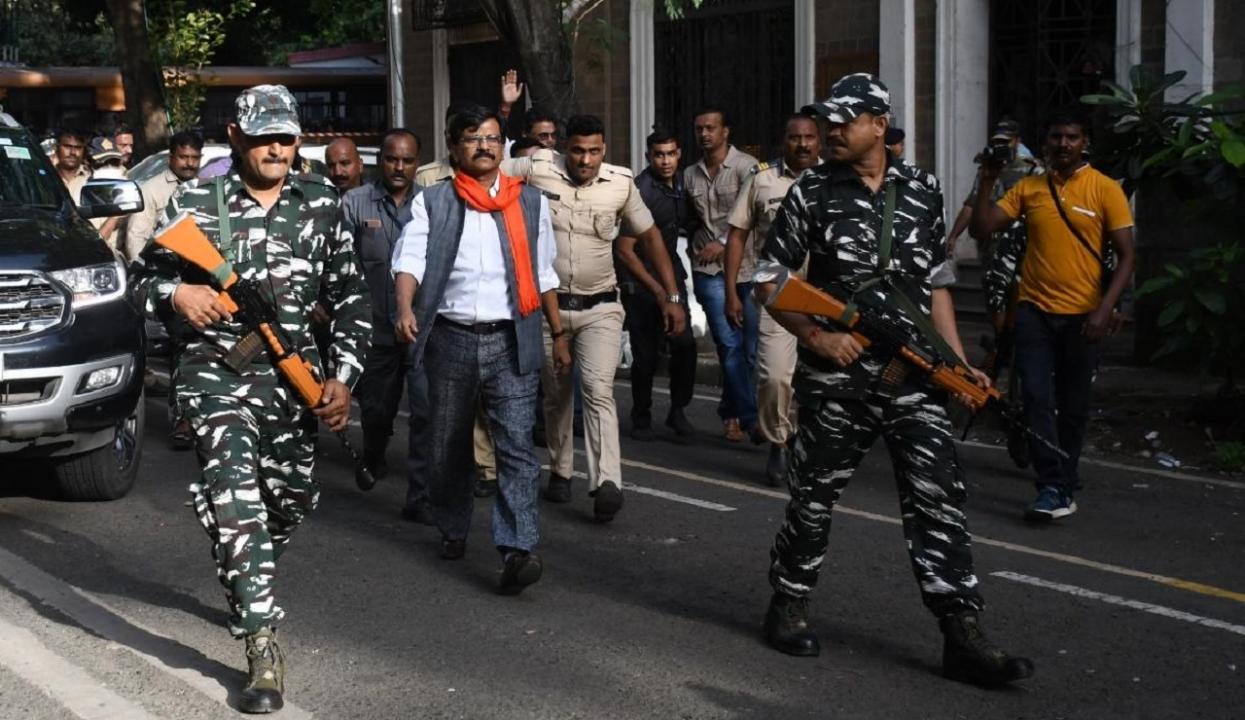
[49,260,126,308]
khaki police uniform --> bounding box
[729,158,808,446]
[414,156,454,188]
[504,149,655,491]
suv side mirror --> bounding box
[78,178,145,219]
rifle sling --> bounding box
[855,182,967,373]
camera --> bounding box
[979,138,1012,164]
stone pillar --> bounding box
[879,0,916,161]
[1165,0,1214,97]
[934,0,988,255]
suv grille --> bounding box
[0,272,67,340]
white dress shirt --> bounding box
[392,175,559,324]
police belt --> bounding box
[556,290,617,311]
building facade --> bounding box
[399,0,1239,251]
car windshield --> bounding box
[127,151,168,184]
[0,131,63,208]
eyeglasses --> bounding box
[460,135,504,147]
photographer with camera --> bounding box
[969,110,1135,524]
[947,120,1040,261]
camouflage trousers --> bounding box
[769,388,985,618]
[184,394,318,638]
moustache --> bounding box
[473,151,495,160]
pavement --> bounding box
[1,370,1242,720]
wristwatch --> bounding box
[666,293,682,304]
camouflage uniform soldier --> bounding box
[754,74,1033,687]
[134,85,371,713]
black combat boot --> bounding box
[763,593,820,657]
[940,611,1034,686]
[239,627,285,714]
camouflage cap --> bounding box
[234,84,301,136]
[802,73,891,124]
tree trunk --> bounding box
[480,0,579,121]
[104,0,168,158]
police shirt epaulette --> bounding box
[601,163,634,179]
[752,159,778,175]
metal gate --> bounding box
[990,0,1116,148]
[654,0,794,160]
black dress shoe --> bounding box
[630,422,655,441]
[592,482,624,523]
[763,593,820,657]
[474,477,498,498]
[542,473,572,503]
[665,408,695,438]
[400,500,435,525]
[498,551,543,595]
[765,443,790,487]
[440,538,466,560]
[356,448,387,491]
[940,611,1034,686]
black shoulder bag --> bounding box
[1045,174,1114,295]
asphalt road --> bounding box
[1,380,1242,720]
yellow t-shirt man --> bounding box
[996,164,1133,314]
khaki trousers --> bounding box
[542,301,624,491]
[756,309,798,445]
[473,400,497,482]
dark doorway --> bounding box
[654,0,794,162]
[448,40,522,110]
[990,0,1116,149]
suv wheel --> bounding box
[52,396,145,501]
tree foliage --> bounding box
[10,0,114,66]
[148,0,259,131]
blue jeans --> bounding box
[693,272,759,429]
[423,319,542,552]
[1013,302,1099,495]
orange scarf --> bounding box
[452,171,541,317]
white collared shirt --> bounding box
[392,175,559,324]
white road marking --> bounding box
[601,454,1245,605]
[956,439,1245,491]
[991,571,1245,637]
[623,483,736,512]
[0,545,314,719]
[0,613,162,720]
[547,468,735,512]
[149,369,1236,492]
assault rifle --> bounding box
[762,270,1067,460]
[153,212,375,485]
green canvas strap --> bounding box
[214,177,233,259]
[877,183,897,271]
[860,180,968,372]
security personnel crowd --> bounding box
[112,65,1146,710]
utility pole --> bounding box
[387,0,406,127]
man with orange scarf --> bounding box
[392,105,569,594]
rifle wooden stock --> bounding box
[153,212,241,314]
[768,275,1001,411]
[766,275,874,350]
